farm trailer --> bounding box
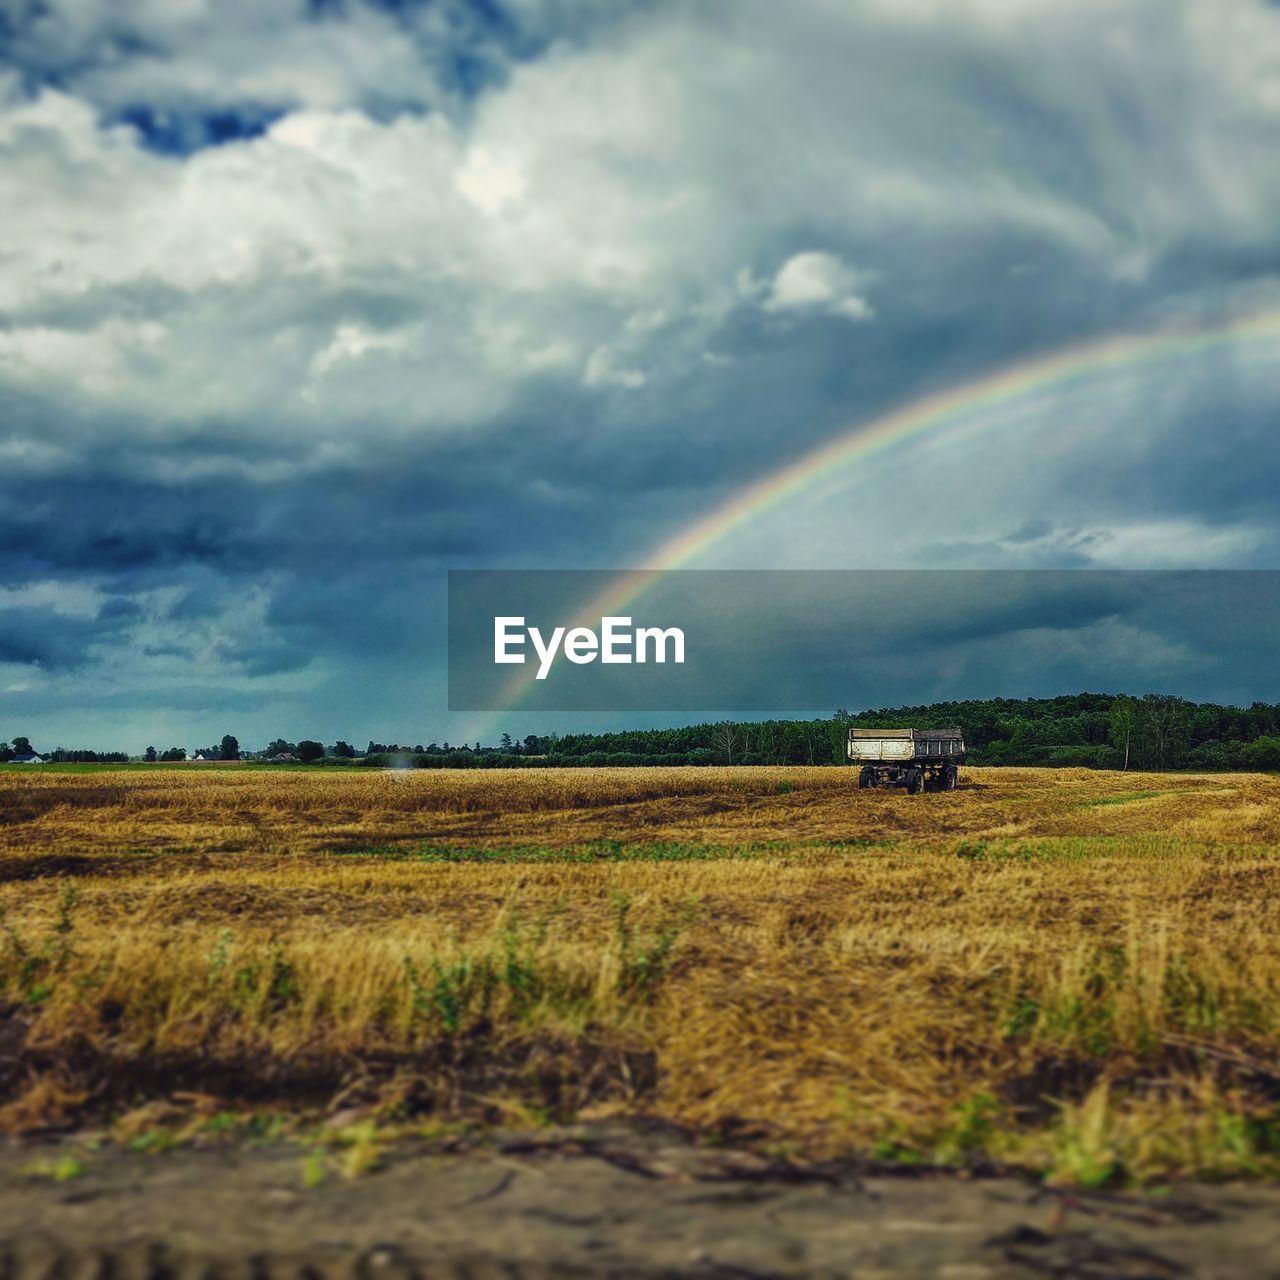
[847,728,965,793]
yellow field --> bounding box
[3,764,1280,1181]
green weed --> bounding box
[21,1154,86,1182]
[302,1148,328,1188]
[1080,791,1161,808]
[0,886,80,1004]
[613,892,696,997]
[935,1093,1003,1164]
[128,1129,179,1155]
[1048,1084,1118,1187]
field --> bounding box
[3,764,1280,1184]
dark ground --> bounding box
[1,1124,1278,1278]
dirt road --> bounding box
[2,1125,1278,1278]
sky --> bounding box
[4,0,1280,751]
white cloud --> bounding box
[0,581,106,619]
[457,147,529,215]
[763,252,874,321]
[583,346,646,390]
[309,323,417,379]
[1082,520,1265,569]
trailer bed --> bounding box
[847,728,965,793]
[847,728,965,762]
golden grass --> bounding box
[3,765,1280,1181]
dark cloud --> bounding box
[117,104,284,155]
[96,597,144,622]
[0,604,127,671]
[217,637,314,678]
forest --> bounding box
[11,693,1280,772]
[396,692,1280,770]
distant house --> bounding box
[11,754,44,764]
[193,753,208,762]
[267,752,297,762]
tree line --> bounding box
[0,735,130,764]
[8,692,1280,770]
[472,692,1280,771]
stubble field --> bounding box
[2,763,1280,1183]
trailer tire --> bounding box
[944,763,958,790]
[906,767,924,795]
[858,767,874,789]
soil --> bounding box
[1,1123,1278,1278]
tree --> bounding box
[755,722,779,765]
[219,734,240,761]
[144,745,157,762]
[331,740,355,759]
[266,739,295,757]
[500,733,513,752]
[159,747,186,762]
[1137,695,1190,771]
[712,720,740,763]
[1109,697,1136,771]
[1244,736,1280,771]
[297,739,325,763]
[11,736,33,756]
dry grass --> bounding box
[3,764,1280,1181]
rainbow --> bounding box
[481,305,1280,728]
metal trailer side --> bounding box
[847,727,964,793]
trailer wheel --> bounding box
[858,766,874,789]
[944,762,958,790]
[906,767,924,795]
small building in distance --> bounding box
[266,752,297,763]
[10,754,44,764]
